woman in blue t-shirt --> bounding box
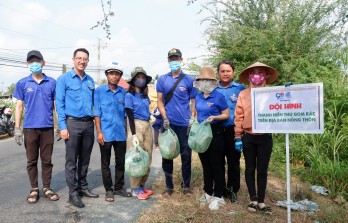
[125,67,154,200]
[193,66,230,211]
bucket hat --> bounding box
[128,67,152,85]
[196,66,217,81]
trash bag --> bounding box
[125,145,150,178]
[158,127,180,160]
[188,119,213,153]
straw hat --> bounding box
[238,61,278,85]
[196,66,217,80]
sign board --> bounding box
[251,83,324,133]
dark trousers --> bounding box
[242,133,273,203]
[223,126,241,193]
[99,141,126,192]
[198,124,225,198]
[65,119,94,196]
[162,124,192,189]
[24,128,54,188]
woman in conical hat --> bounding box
[234,61,278,215]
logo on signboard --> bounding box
[276,92,291,101]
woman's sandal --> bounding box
[247,203,257,213]
[27,188,39,204]
[258,205,273,215]
[105,191,114,202]
[42,188,59,201]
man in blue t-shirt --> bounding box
[216,60,245,203]
[13,50,59,204]
[156,48,197,196]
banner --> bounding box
[251,83,324,133]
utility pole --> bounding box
[97,38,107,85]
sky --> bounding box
[0,0,210,92]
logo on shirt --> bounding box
[26,87,34,92]
[207,102,214,107]
[119,99,124,104]
[230,94,237,101]
[179,87,186,91]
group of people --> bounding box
[14,47,278,214]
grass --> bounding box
[137,153,348,223]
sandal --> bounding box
[162,188,174,198]
[42,188,59,201]
[27,188,39,204]
[105,191,114,202]
[247,203,257,213]
[258,205,272,215]
[114,188,132,197]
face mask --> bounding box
[134,78,146,88]
[249,73,266,85]
[169,61,181,72]
[194,80,217,94]
[29,62,42,74]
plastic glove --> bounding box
[132,134,139,146]
[149,115,156,124]
[235,139,243,152]
[55,129,61,141]
[285,82,293,87]
[163,118,170,129]
[14,127,23,146]
[189,117,196,126]
[204,117,213,124]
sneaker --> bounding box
[132,187,149,200]
[140,185,153,196]
[208,197,226,211]
[198,193,213,205]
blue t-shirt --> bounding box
[13,74,56,128]
[156,71,197,126]
[125,92,151,121]
[216,81,245,127]
[195,89,228,124]
[94,84,126,142]
[56,69,95,130]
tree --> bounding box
[6,83,15,95]
[91,0,114,40]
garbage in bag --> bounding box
[125,145,150,177]
[188,118,213,153]
[276,199,319,214]
[158,127,180,160]
[310,185,330,195]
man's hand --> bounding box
[132,134,139,146]
[55,129,61,141]
[235,139,243,152]
[60,129,69,140]
[204,116,215,124]
[14,127,23,146]
[163,118,170,129]
[97,132,105,146]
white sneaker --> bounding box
[208,197,226,211]
[198,193,212,205]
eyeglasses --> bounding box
[75,57,89,62]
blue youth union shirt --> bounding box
[195,89,228,124]
[216,81,245,127]
[14,74,56,128]
[94,84,126,142]
[125,92,151,121]
[156,71,197,126]
[56,69,95,130]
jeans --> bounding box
[65,119,95,196]
[100,141,126,192]
[162,124,192,189]
[242,133,273,203]
[223,126,241,193]
[24,128,54,188]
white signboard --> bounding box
[251,83,324,133]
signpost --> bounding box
[251,83,324,223]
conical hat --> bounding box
[238,61,278,85]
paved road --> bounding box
[0,134,163,223]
